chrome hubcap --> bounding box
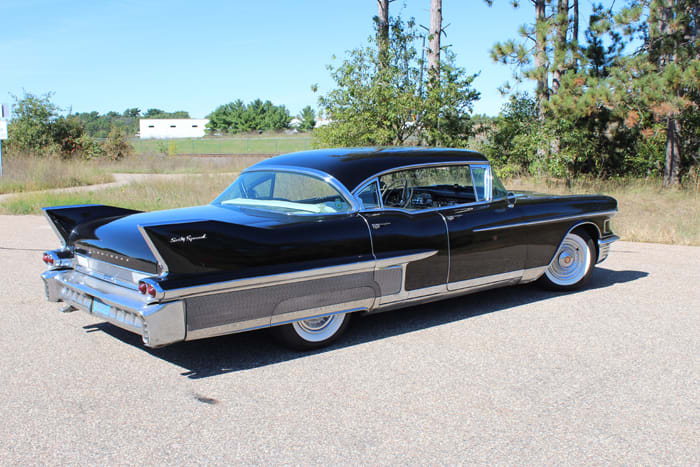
[558,251,574,268]
[297,316,332,332]
[292,313,346,343]
[545,233,591,286]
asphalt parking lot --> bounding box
[0,214,698,464]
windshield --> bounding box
[213,170,353,214]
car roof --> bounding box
[249,147,489,192]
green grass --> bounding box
[130,135,312,155]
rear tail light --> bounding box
[42,253,54,265]
[138,281,157,298]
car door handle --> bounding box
[372,222,391,230]
[446,214,462,221]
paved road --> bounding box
[0,215,698,464]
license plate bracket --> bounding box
[91,298,112,317]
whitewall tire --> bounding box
[272,312,352,350]
[539,230,596,291]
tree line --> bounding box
[4,92,316,160]
[315,0,699,186]
[4,0,697,184]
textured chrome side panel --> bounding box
[375,267,403,296]
[184,271,378,332]
[161,250,436,301]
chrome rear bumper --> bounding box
[42,269,185,348]
[597,235,620,263]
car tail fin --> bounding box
[43,204,142,245]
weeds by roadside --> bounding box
[1,169,698,246]
[0,154,260,194]
[0,174,235,215]
[506,176,700,246]
[0,156,114,194]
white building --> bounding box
[139,119,209,139]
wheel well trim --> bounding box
[549,221,602,267]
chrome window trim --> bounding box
[352,162,502,215]
[359,198,498,216]
[350,160,491,194]
[354,177,384,211]
[232,165,360,214]
[356,179,383,210]
[469,164,492,202]
[473,210,617,233]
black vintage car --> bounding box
[41,148,619,349]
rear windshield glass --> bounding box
[213,170,352,214]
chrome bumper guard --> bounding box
[597,235,620,264]
[42,269,185,348]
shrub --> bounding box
[103,127,133,160]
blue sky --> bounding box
[0,0,596,118]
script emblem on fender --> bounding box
[170,233,207,244]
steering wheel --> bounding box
[382,178,413,208]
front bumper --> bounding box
[597,235,620,264]
[42,269,185,348]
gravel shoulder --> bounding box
[0,215,698,464]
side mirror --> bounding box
[506,192,517,208]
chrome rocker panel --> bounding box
[42,235,620,348]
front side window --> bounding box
[214,170,352,214]
[378,166,477,210]
[470,165,489,201]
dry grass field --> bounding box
[0,156,114,194]
[0,154,263,194]
[0,174,235,214]
[0,158,697,245]
[507,177,700,246]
